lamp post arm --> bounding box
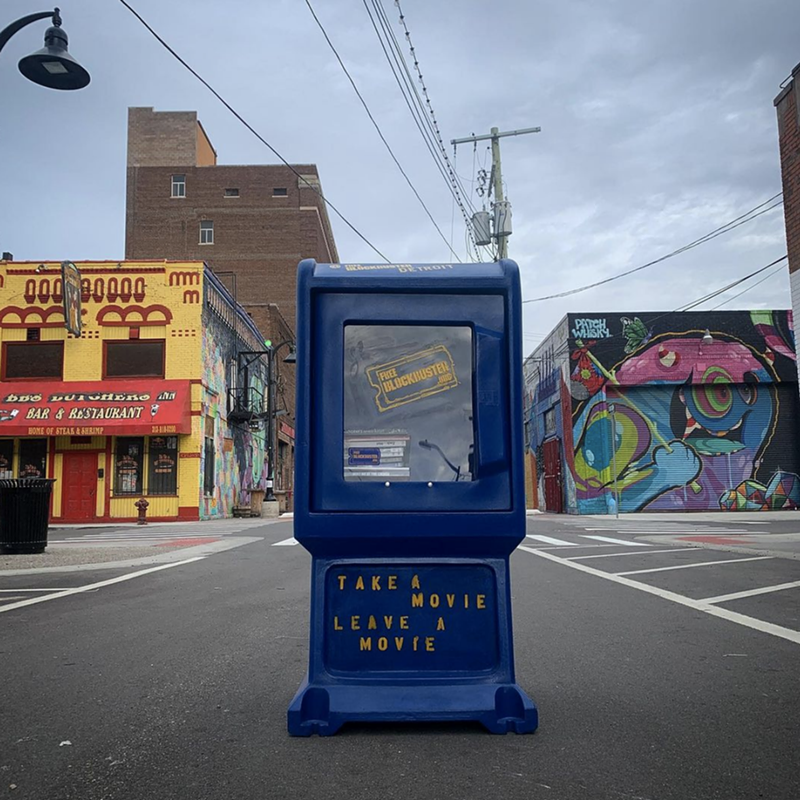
[0,10,57,56]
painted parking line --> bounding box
[700,579,800,605]
[272,537,299,546]
[567,547,699,561]
[615,555,773,576]
[581,535,651,547]
[525,535,578,546]
[518,546,800,646]
[0,557,206,614]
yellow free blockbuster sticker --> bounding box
[366,345,459,412]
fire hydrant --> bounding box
[135,497,149,525]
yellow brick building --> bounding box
[0,259,271,522]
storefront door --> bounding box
[62,451,98,521]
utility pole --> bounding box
[451,125,541,260]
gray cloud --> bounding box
[0,0,796,349]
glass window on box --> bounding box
[18,439,46,478]
[115,437,144,495]
[148,436,178,495]
[343,325,475,483]
[0,440,14,479]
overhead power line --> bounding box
[362,0,479,259]
[303,0,462,262]
[523,254,788,359]
[524,193,784,303]
[710,263,786,310]
[676,255,787,311]
[118,0,390,262]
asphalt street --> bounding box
[1,515,799,800]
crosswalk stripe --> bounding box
[581,535,651,547]
[272,537,298,546]
[525,535,578,546]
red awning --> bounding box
[0,380,192,437]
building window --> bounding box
[148,436,178,495]
[104,340,165,378]
[114,437,144,495]
[544,407,556,437]
[19,438,47,478]
[171,174,186,198]
[3,342,63,380]
[0,440,13,479]
[204,416,215,495]
[224,188,239,197]
[26,328,40,342]
[200,220,214,245]
[272,187,288,197]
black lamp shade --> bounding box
[18,24,90,90]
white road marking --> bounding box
[567,547,699,561]
[518,546,800,646]
[272,537,298,546]
[616,555,773,576]
[581,535,651,547]
[0,588,68,592]
[525,535,578,546]
[0,557,206,615]
[700,579,800,605]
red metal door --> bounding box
[61,451,98,521]
[542,438,563,513]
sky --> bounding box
[1,0,797,355]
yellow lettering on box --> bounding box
[464,594,469,609]
[378,637,388,652]
[338,575,346,590]
[360,637,372,651]
[446,594,455,608]
[425,637,435,652]
[371,576,381,591]
[351,615,361,631]
[477,594,486,609]
[400,616,409,630]
[411,574,421,589]
[429,593,440,608]
[436,617,446,631]
[356,576,365,590]
[394,637,404,651]
[411,593,423,608]
[413,636,420,651]
[388,575,397,590]
[383,616,393,629]
[333,616,343,631]
[368,615,377,630]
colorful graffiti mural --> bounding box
[200,287,268,519]
[525,311,799,514]
[571,311,797,513]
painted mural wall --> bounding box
[567,310,798,513]
[523,316,574,512]
[200,280,268,519]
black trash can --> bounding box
[0,478,56,555]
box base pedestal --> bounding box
[287,679,538,736]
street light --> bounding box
[264,339,296,503]
[1,7,90,90]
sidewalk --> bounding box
[0,515,293,575]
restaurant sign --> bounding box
[0,380,191,436]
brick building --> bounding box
[0,258,271,522]
[775,63,800,358]
[523,310,798,514]
[124,107,339,507]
